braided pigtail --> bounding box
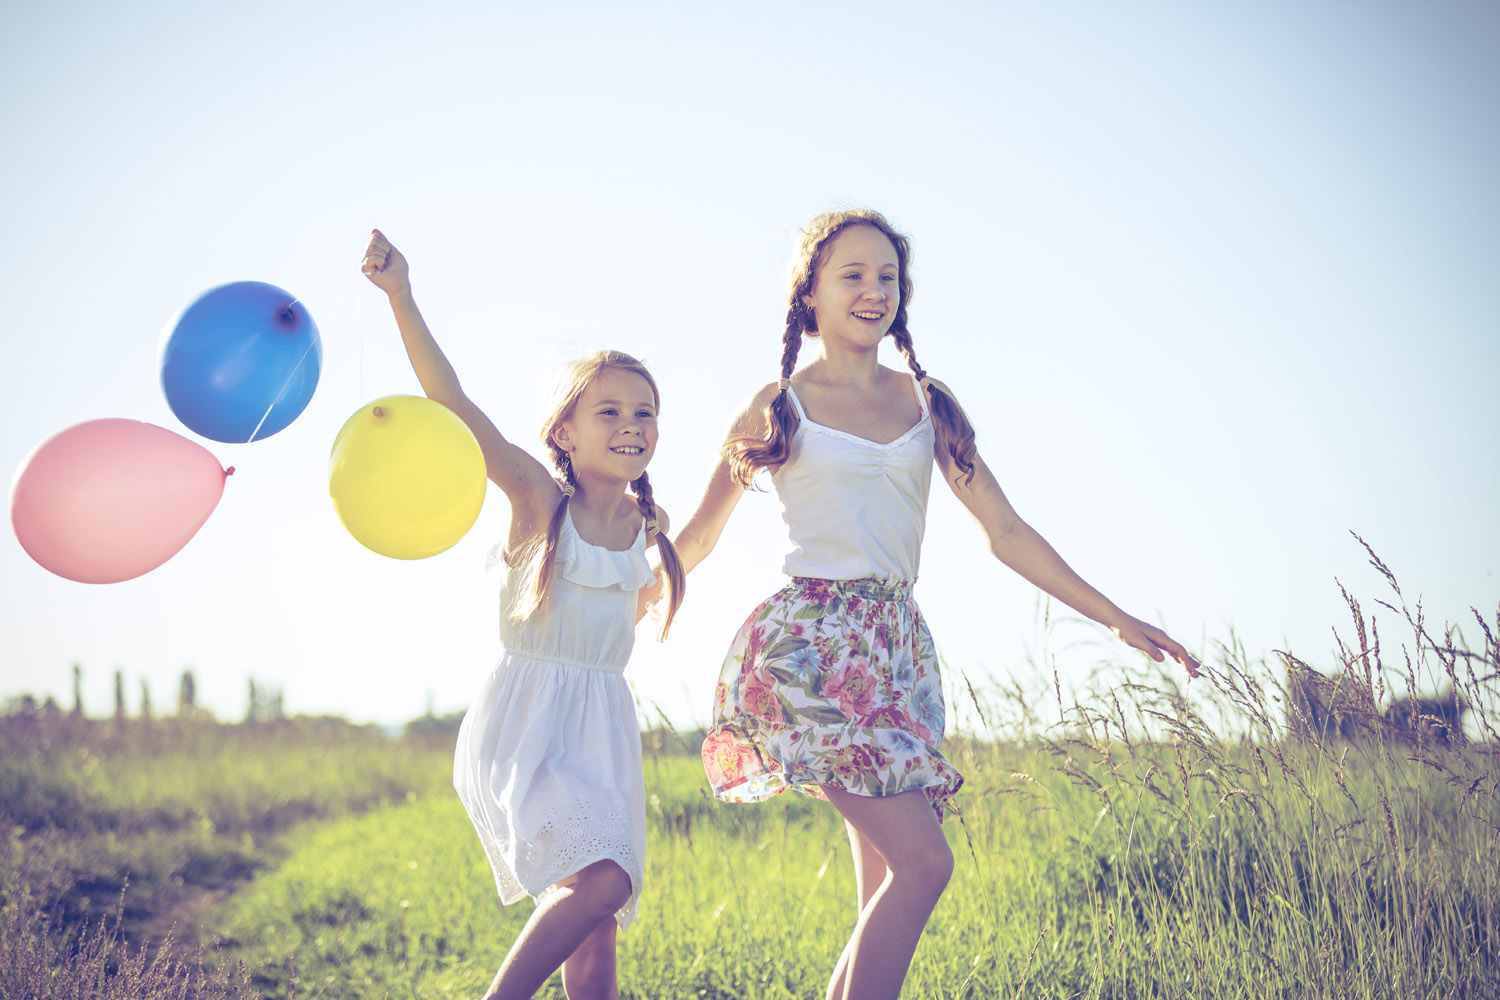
[630,471,685,639]
[890,326,977,486]
[729,208,938,486]
[513,451,576,622]
[725,308,805,487]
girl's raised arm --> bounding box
[360,229,559,535]
[930,380,1201,677]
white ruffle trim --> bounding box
[554,520,654,591]
[483,512,654,592]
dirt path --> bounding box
[129,884,235,963]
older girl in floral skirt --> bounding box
[665,209,1200,1000]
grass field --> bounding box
[0,715,452,999]
[205,733,1500,1000]
[3,562,1497,998]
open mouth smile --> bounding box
[852,311,885,321]
[611,445,645,455]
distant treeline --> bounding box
[2,671,709,756]
[3,663,291,725]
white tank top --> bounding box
[772,375,935,582]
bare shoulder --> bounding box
[918,373,974,418]
[918,373,957,398]
[746,379,783,410]
[725,380,782,437]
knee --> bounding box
[927,841,956,892]
[896,841,953,900]
[571,861,633,917]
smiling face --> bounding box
[801,223,902,352]
[551,366,659,482]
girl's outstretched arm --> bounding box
[669,382,780,571]
[640,382,777,614]
[360,229,559,540]
[932,383,1200,677]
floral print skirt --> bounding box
[701,577,964,820]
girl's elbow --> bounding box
[985,520,1025,562]
[675,528,719,571]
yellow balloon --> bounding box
[329,395,487,559]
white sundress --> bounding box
[453,508,652,927]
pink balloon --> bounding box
[9,419,233,584]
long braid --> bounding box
[728,208,973,487]
[890,326,977,486]
[630,471,685,639]
[725,305,805,487]
[514,450,576,622]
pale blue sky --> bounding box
[3,1,1496,729]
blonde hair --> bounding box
[725,209,977,487]
[512,351,685,639]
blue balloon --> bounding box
[159,281,322,443]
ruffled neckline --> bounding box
[483,507,655,592]
[552,508,655,591]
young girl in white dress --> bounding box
[361,229,684,1000]
[664,209,1200,1000]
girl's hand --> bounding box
[360,229,410,297]
[1111,616,1202,678]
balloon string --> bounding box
[249,335,318,442]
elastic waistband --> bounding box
[788,576,915,602]
[502,649,627,675]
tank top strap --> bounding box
[909,372,932,420]
[785,385,809,420]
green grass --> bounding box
[210,761,859,999]
[0,715,453,999]
[207,730,1499,999]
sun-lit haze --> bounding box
[2,1,1496,730]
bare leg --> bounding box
[825,819,890,1000]
[480,860,632,1000]
[821,787,953,1000]
[561,917,619,1000]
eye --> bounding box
[881,274,897,282]
[599,407,619,416]
[637,409,656,420]
[844,272,861,281]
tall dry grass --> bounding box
[938,536,1499,997]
